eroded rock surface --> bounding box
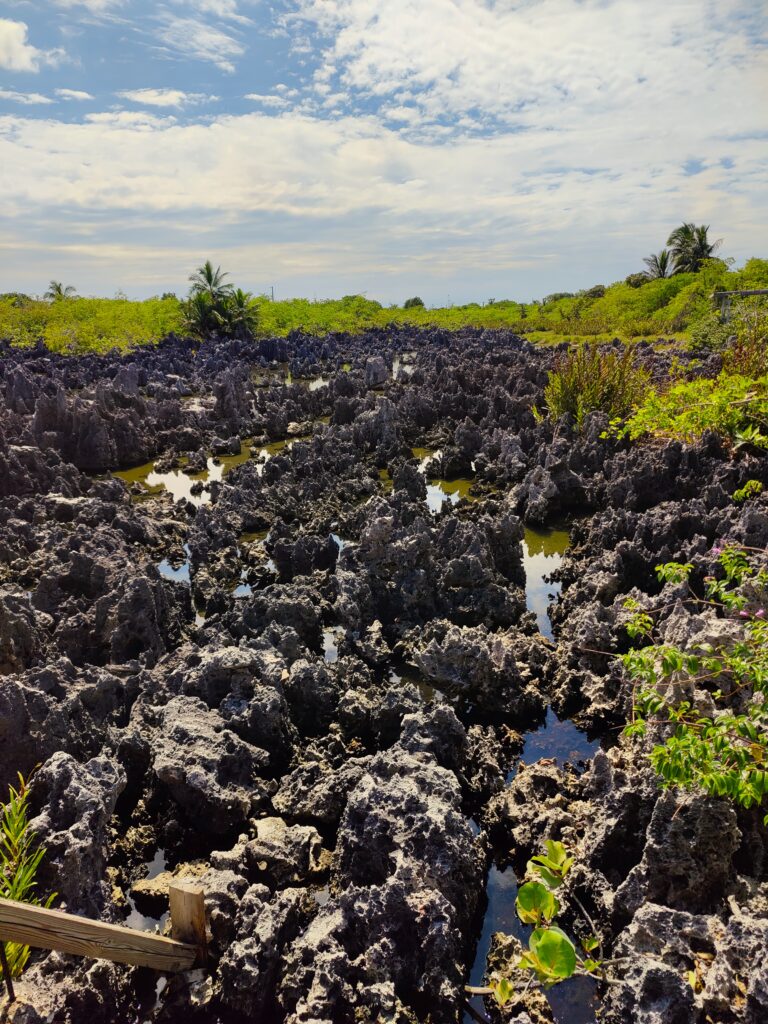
[1,329,766,1024]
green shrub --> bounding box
[403,296,424,309]
[624,550,768,822]
[622,372,768,448]
[624,272,649,289]
[0,774,56,980]
[687,311,733,354]
[722,303,768,377]
[544,343,650,428]
[733,480,764,503]
[0,296,183,353]
[1,256,766,353]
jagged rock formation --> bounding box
[1,328,766,1024]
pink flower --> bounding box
[739,610,750,619]
[756,609,766,619]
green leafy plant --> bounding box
[519,927,577,985]
[188,260,233,303]
[623,550,768,821]
[733,480,764,504]
[643,249,672,280]
[527,838,574,889]
[622,372,768,448]
[667,223,722,274]
[734,424,768,452]
[544,343,650,429]
[686,311,733,354]
[1,774,56,980]
[44,281,77,302]
[515,879,559,925]
[722,302,768,377]
[622,597,655,641]
[466,841,607,1011]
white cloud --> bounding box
[0,88,54,105]
[0,18,56,72]
[0,106,764,243]
[53,1,123,12]
[0,1,765,300]
[245,92,288,108]
[83,110,177,128]
[118,88,217,108]
[156,14,246,73]
[172,1,253,24]
[56,88,94,101]
[289,0,768,134]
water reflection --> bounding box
[114,437,297,505]
[522,524,569,639]
[464,522,599,1024]
[412,447,475,513]
[323,626,344,663]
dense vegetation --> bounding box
[182,261,260,341]
[2,253,766,355]
[624,551,768,823]
[542,343,650,428]
[537,267,767,447]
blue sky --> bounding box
[0,0,766,303]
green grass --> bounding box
[2,257,767,354]
[544,343,650,428]
[1,775,56,981]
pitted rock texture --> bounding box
[1,328,766,1024]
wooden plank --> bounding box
[713,289,768,297]
[0,897,197,972]
[169,883,207,966]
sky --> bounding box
[0,1,766,304]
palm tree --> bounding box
[643,249,672,279]
[45,281,77,301]
[188,260,232,302]
[227,288,260,338]
[666,223,722,274]
[182,291,222,339]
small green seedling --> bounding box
[733,479,764,504]
[490,975,514,1006]
[526,839,574,889]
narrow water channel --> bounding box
[463,524,599,1024]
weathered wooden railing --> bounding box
[712,288,768,323]
[0,882,207,1004]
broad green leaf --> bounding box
[529,927,577,980]
[516,881,559,925]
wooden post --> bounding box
[0,941,15,1003]
[0,897,198,972]
[169,883,207,967]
